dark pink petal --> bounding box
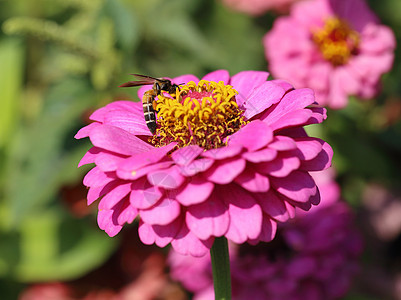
[147,165,185,189]
[230,71,269,107]
[234,170,270,192]
[269,136,297,151]
[253,190,290,222]
[83,166,114,187]
[286,256,316,279]
[257,155,300,178]
[103,110,150,136]
[176,176,214,206]
[219,185,263,243]
[202,69,230,84]
[74,122,100,139]
[90,124,153,156]
[77,147,101,167]
[229,120,273,151]
[250,215,277,243]
[130,177,163,209]
[172,145,204,166]
[300,140,333,171]
[139,197,181,225]
[98,182,132,210]
[243,148,277,163]
[243,82,285,120]
[260,88,315,127]
[171,225,214,257]
[95,151,126,172]
[308,107,327,125]
[97,209,122,237]
[203,157,246,184]
[284,200,296,218]
[186,193,229,240]
[202,144,243,160]
[271,171,318,204]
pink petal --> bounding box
[243,81,285,120]
[271,171,318,204]
[139,197,181,225]
[171,225,214,257]
[202,144,243,160]
[269,79,294,93]
[229,120,273,152]
[115,200,138,225]
[90,124,153,156]
[95,151,126,172]
[242,148,277,163]
[253,190,290,222]
[203,157,246,184]
[172,145,204,166]
[74,122,100,139]
[83,166,115,187]
[78,147,101,167]
[234,170,270,192]
[98,182,132,210]
[294,137,324,161]
[219,185,263,243]
[186,193,229,240]
[257,155,301,177]
[269,136,297,151]
[130,177,163,209]
[269,109,314,131]
[90,101,142,122]
[138,219,178,247]
[117,161,173,180]
[87,180,120,205]
[97,209,122,237]
[260,88,315,127]
[230,71,269,107]
[202,69,230,84]
[300,140,333,171]
[147,165,185,189]
[250,215,277,243]
[173,74,199,85]
[103,109,150,135]
[179,158,214,176]
[176,176,214,206]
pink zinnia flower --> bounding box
[75,70,332,257]
[263,0,396,109]
[221,0,299,15]
[168,168,363,299]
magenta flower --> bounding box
[168,168,363,299]
[221,0,299,15]
[263,0,396,109]
[75,70,332,257]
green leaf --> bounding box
[0,38,24,148]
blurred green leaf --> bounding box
[0,38,24,148]
[14,209,117,281]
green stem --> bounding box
[210,237,232,300]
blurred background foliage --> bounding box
[0,0,400,299]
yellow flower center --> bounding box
[312,17,360,66]
[150,80,247,150]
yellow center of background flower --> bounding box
[312,17,360,66]
[151,80,247,150]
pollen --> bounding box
[312,17,360,66]
[150,80,247,150]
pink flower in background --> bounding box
[75,69,332,257]
[263,0,396,109]
[168,168,363,299]
[221,0,299,15]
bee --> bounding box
[119,74,180,134]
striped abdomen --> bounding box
[142,91,157,134]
